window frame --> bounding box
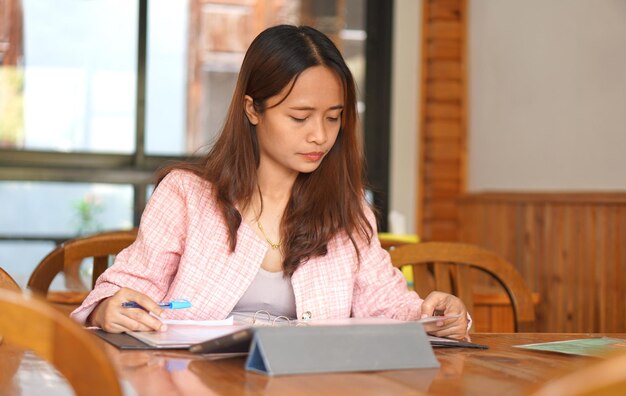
[0,0,393,245]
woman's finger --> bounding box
[429,325,467,339]
[424,315,468,337]
[420,291,449,317]
[422,316,459,332]
[96,288,167,333]
[121,307,166,331]
[119,288,164,318]
[103,315,156,333]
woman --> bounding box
[71,25,469,339]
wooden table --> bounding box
[1,333,622,395]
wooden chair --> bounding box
[378,233,420,288]
[27,229,137,304]
[531,351,626,396]
[389,242,536,332]
[0,288,122,395]
[0,267,20,291]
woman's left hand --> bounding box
[420,291,469,340]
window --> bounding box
[145,0,368,155]
[0,181,133,288]
[4,0,139,153]
[0,0,382,288]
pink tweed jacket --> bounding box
[71,170,425,324]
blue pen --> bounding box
[121,298,192,310]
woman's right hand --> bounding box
[87,287,166,333]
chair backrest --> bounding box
[378,233,420,250]
[0,267,20,291]
[389,242,535,332]
[27,229,137,297]
[0,289,122,396]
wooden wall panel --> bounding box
[459,193,626,333]
[0,0,23,66]
[186,0,310,152]
[418,0,467,242]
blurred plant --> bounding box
[73,192,104,236]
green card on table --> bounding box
[514,337,626,358]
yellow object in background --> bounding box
[378,233,419,245]
[377,233,419,289]
[0,67,25,147]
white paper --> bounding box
[279,316,461,327]
[305,317,404,326]
[427,335,460,344]
[127,323,248,348]
[417,314,461,324]
[161,316,234,326]
[126,316,243,348]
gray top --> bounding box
[230,267,297,322]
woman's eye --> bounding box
[327,117,340,123]
[290,116,307,123]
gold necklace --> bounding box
[257,221,281,250]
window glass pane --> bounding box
[145,0,366,155]
[0,181,133,291]
[0,240,55,289]
[0,241,110,291]
[145,0,189,155]
[0,0,138,153]
[0,181,134,236]
[147,184,155,200]
[342,29,367,106]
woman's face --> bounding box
[245,65,344,179]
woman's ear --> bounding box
[244,95,259,125]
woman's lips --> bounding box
[300,152,325,161]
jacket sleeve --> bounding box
[350,207,425,321]
[70,170,189,324]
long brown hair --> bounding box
[158,25,373,276]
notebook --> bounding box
[92,329,161,350]
[94,316,487,352]
[92,316,251,350]
[126,324,251,349]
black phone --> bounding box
[189,327,255,354]
[428,335,489,349]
